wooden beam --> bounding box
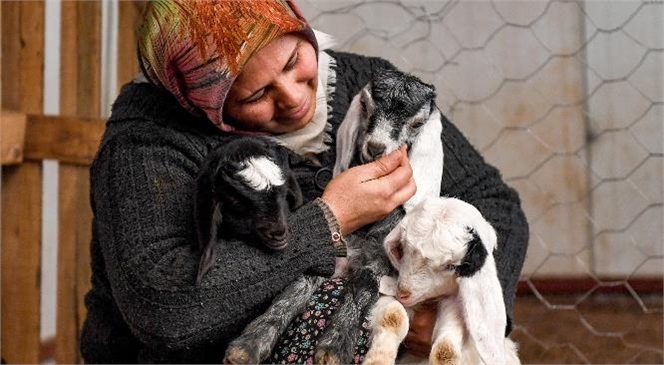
[0,110,27,165]
[23,114,105,165]
[1,111,105,165]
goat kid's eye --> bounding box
[410,119,426,130]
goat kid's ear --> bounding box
[286,173,303,210]
[333,93,363,176]
[193,172,216,251]
[458,250,507,364]
[360,85,375,119]
[455,227,488,278]
[457,216,506,363]
[383,224,404,269]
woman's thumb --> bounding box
[363,145,407,180]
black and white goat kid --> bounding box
[313,68,445,363]
[223,68,444,364]
[365,197,520,365]
[193,136,303,285]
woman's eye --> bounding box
[284,51,299,71]
[244,89,266,104]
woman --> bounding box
[80,1,528,363]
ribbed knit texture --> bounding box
[80,51,528,363]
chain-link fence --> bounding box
[300,0,663,363]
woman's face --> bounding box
[223,33,318,134]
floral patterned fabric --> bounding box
[270,278,371,364]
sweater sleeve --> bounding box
[90,120,338,351]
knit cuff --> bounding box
[314,198,347,257]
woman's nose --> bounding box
[275,81,302,110]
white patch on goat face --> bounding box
[362,118,399,160]
[394,198,477,306]
[237,156,285,191]
[396,230,462,306]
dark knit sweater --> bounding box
[80,51,528,363]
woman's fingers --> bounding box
[321,145,416,234]
[355,145,409,182]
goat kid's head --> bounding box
[358,69,436,163]
[194,137,303,282]
[334,69,437,175]
[383,197,498,307]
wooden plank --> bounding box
[57,1,101,363]
[1,164,43,364]
[0,1,44,363]
[1,112,105,165]
[117,1,146,89]
[23,114,105,166]
[0,111,27,165]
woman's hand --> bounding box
[403,302,437,358]
[321,146,415,235]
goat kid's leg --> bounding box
[224,275,326,364]
[313,292,366,365]
[362,296,409,365]
[429,297,465,365]
[314,278,379,365]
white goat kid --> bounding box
[364,197,520,365]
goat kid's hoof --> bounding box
[361,354,392,365]
[223,346,257,365]
[430,340,459,365]
[314,349,342,365]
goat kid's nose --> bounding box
[267,225,288,240]
[396,286,411,300]
[367,141,386,159]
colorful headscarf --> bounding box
[137,0,317,132]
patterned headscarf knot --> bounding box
[137,0,317,132]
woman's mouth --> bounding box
[283,96,310,122]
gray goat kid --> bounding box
[223,68,444,364]
[193,136,303,285]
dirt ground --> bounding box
[510,293,663,364]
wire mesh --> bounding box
[300,0,663,363]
